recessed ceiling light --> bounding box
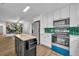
[23,6,30,12]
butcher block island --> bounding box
[15,34,37,56]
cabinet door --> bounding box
[40,16,48,28]
[61,6,70,19]
[47,16,53,27]
[70,35,79,56]
[40,34,52,48]
[76,4,79,25]
[45,34,52,48]
[54,10,61,20]
[70,4,78,26]
[40,34,47,45]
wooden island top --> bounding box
[15,34,36,41]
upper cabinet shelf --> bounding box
[53,18,70,27]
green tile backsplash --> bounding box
[44,27,79,35]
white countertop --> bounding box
[16,34,36,41]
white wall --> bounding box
[0,24,3,32]
[0,17,31,36]
[23,21,31,34]
[0,23,4,34]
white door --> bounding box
[32,21,40,44]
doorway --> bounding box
[32,21,40,44]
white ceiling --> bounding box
[0,3,70,22]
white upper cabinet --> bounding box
[40,34,52,48]
[61,6,70,19]
[47,16,53,27]
[53,10,61,20]
[40,16,48,29]
[70,4,78,26]
[40,16,48,34]
[54,6,70,20]
[76,4,79,24]
[40,34,46,45]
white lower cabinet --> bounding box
[40,34,52,48]
[70,35,79,56]
[40,34,46,45]
[45,34,52,48]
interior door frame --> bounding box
[32,20,40,44]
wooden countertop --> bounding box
[15,34,36,41]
